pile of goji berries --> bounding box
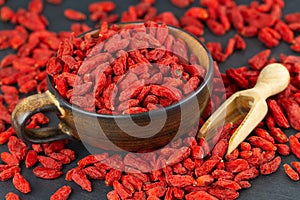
[47,22,206,114]
[0,0,300,199]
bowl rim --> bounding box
[47,22,214,119]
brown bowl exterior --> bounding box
[48,78,212,151]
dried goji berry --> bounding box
[25,150,37,168]
[8,136,28,161]
[5,192,20,200]
[248,49,271,70]
[234,167,259,181]
[113,181,132,199]
[78,153,108,168]
[239,26,258,37]
[32,144,43,153]
[226,68,249,89]
[105,169,122,186]
[239,150,253,159]
[211,138,228,158]
[291,162,300,174]
[0,128,15,145]
[278,97,300,131]
[84,166,106,180]
[107,190,120,200]
[267,99,290,128]
[254,128,275,144]
[274,20,294,43]
[288,22,300,31]
[239,142,251,151]
[225,149,239,161]
[224,38,236,57]
[195,156,220,177]
[206,19,226,36]
[12,172,31,194]
[265,113,276,130]
[275,144,290,156]
[283,164,299,181]
[183,158,195,171]
[0,6,14,22]
[38,156,62,170]
[229,7,244,31]
[33,166,62,179]
[289,135,300,159]
[28,0,44,14]
[50,186,72,200]
[0,166,20,181]
[88,1,116,13]
[234,34,246,50]
[285,12,300,23]
[258,27,280,47]
[72,169,92,192]
[122,174,143,192]
[196,174,214,186]
[215,178,241,191]
[212,169,234,180]
[185,7,208,20]
[170,0,193,8]
[64,9,86,21]
[59,149,76,161]
[167,175,196,188]
[247,136,277,151]
[225,159,249,173]
[48,152,71,164]
[260,156,281,175]
[1,152,19,166]
[270,127,289,144]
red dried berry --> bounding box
[33,166,63,179]
[260,156,281,175]
[50,186,72,200]
[5,192,20,200]
[25,150,38,168]
[0,166,20,181]
[37,156,62,170]
[72,169,92,192]
[283,164,299,181]
[64,9,86,21]
[12,173,31,194]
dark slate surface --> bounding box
[0,0,300,199]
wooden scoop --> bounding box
[198,63,290,155]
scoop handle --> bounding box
[253,63,290,99]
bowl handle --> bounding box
[11,90,75,143]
